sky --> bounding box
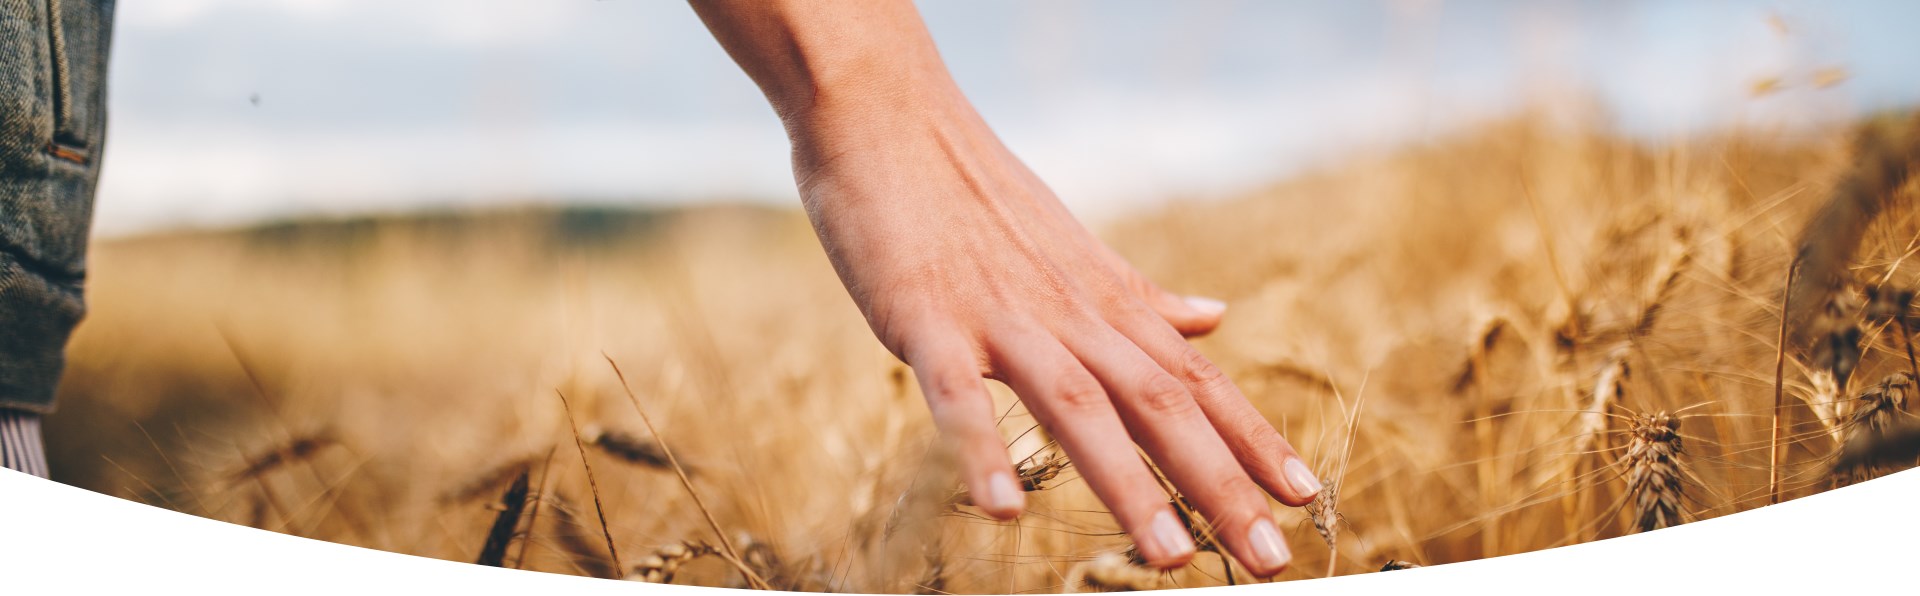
[92,0,1920,236]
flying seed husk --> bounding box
[1379,560,1423,571]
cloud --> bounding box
[92,0,1920,236]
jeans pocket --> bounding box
[43,0,88,164]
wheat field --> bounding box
[41,109,1920,592]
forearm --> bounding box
[688,0,969,134]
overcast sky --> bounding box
[93,0,1920,235]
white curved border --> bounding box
[2,467,1913,594]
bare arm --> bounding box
[689,0,1319,576]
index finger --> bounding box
[1113,310,1324,507]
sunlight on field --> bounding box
[45,111,1920,591]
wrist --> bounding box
[773,62,967,138]
[782,76,990,167]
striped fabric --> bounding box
[0,409,49,478]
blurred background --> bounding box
[101,0,1920,235]
[45,1,1920,590]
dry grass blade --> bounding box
[549,495,619,579]
[1772,256,1798,505]
[604,354,771,591]
[554,389,623,573]
[475,467,532,567]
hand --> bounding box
[690,0,1322,577]
[789,92,1321,577]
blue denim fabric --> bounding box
[0,0,113,413]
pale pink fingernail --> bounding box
[1283,458,1324,499]
[1184,296,1228,316]
[1148,509,1196,563]
[987,471,1025,515]
[1246,518,1292,574]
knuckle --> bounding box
[920,370,978,407]
[1211,472,1265,503]
[1054,376,1113,410]
[1136,373,1196,416]
[1202,474,1268,523]
[1124,268,1163,300]
[1236,428,1289,467]
[1175,348,1231,392]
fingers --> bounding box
[1061,325,1294,577]
[1112,312,1324,508]
[1122,269,1226,337]
[988,327,1199,569]
[906,334,1024,520]
[1138,286,1225,337]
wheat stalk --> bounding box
[1065,553,1160,593]
[581,424,683,474]
[1622,412,1686,533]
[474,466,532,567]
[554,389,623,572]
[624,541,719,584]
[605,354,771,591]
[947,452,1070,508]
[442,456,535,505]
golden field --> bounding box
[42,110,1920,592]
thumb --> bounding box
[1122,269,1228,337]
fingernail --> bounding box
[1246,518,1292,574]
[1184,295,1228,316]
[1148,509,1197,563]
[987,471,1025,516]
[1283,458,1325,499]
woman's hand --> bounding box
[691,0,1322,577]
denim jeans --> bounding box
[0,0,113,413]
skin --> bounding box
[689,0,1322,577]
